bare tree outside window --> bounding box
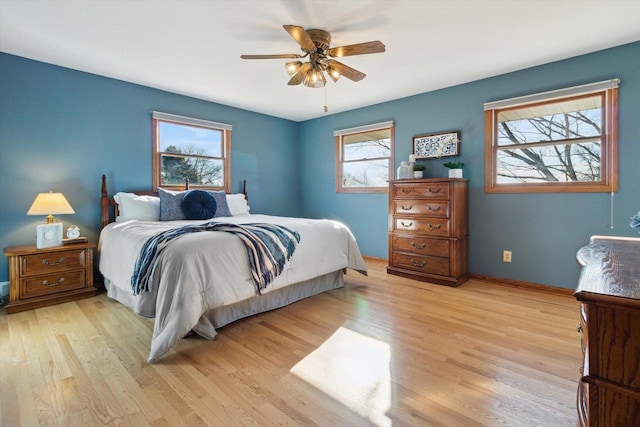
[161,145,223,186]
[496,95,602,183]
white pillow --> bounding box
[226,194,250,216]
[113,192,160,222]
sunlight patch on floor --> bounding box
[290,327,392,426]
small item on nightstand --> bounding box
[66,225,80,239]
[63,236,88,245]
[63,225,84,244]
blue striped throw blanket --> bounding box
[131,222,301,295]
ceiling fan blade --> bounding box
[240,54,303,59]
[287,62,311,85]
[327,60,366,82]
[283,25,316,52]
[327,41,385,57]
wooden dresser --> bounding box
[574,235,640,427]
[4,243,98,313]
[387,178,469,286]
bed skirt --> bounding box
[104,269,344,337]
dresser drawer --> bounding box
[392,235,450,257]
[594,305,640,388]
[393,182,450,199]
[392,252,450,276]
[20,269,86,299]
[20,249,86,276]
[393,200,449,218]
[395,218,450,236]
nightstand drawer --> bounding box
[20,269,86,299]
[20,249,86,276]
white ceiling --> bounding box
[1,0,639,122]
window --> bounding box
[152,112,231,192]
[484,80,618,193]
[335,121,394,193]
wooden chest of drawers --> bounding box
[4,243,98,313]
[387,178,469,286]
[575,236,640,427]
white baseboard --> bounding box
[0,281,8,297]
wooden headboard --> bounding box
[100,174,247,229]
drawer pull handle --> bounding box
[427,223,442,231]
[400,188,413,194]
[42,257,65,266]
[577,325,582,333]
[427,205,441,211]
[43,277,65,287]
[400,205,413,210]
[428,188,442,194]
[400,221,414,228]
[411,242,426,249]
[410,259,426,268]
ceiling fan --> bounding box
[240,25,385,88]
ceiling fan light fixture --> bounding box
[285,61,302,76]
[327,67,341,83]
[303,69,326,88]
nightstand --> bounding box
[3,242,98,313]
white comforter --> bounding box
[99,214,367,362]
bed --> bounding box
[97,175,368,362]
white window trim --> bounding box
[483,79,619,111]
[334,121,394,136]
[152,111,232,131]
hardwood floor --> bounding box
[0,258,581,426]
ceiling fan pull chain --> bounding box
[324,85,328,113]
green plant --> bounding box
[443,158,464,169]
[412,163,426,171]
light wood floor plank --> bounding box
[0,258,581,426]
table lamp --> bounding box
[27,192,75,248]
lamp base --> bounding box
[36,223,63,248]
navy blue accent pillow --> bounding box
[181,190,217,220]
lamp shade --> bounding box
[27,192,75,223]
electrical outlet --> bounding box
[503,250,512,263]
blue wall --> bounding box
[0,53,300,281]
[299,41,640,289]
[1,42,639,289]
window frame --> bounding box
[484,81,618,194]
[335,122,394,194]
[152,112,231,192]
